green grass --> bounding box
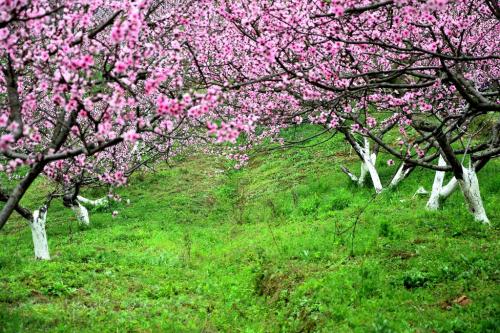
[1,127,499,332]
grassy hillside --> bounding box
[1,127,499,332]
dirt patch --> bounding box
[255,265,304,304]
[390,251,417,260]
[30,289,49,303]
[440,295,472,310]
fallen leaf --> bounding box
[453,295,471,307]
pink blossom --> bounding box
[70,126,80,136]
[0,134,15,151]
[124,130,141,143]
[366,117,377,128]
[7,121,18,132]
[0,114,8,127]
[351,124,361,132]
[114,61,128,73]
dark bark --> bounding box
[0,188,32,221]
[0,161,46,229]
[434,130,464,180]
[3,56,23,140]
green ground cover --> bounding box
[1,128,498,332]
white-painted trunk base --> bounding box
[343,138,383,193]
[365,158,383,193]
[426,155,446,211]
[358,161,368,185]
[458,166,489,224]
[357,138,383,193]
[76,195,108,207]
[440,177,458,199]
[72,202,90,225]
[131,142,143,161]
[389,163,412,188]
[30,208,50,260]
[389,163,405,188]
[341,166,358,182]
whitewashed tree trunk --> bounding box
[340,166,358,182]
[356,138,382,193]
[131,141,143,160]
[342,138,382,193]
[76,195,108,207]
[389,163,405,188]
[30,207,50,260]
[426,155,447,210]
[131,141,140,155]
[358,160,368,185]
[389,163,412,188]
[365,154,383,194]
[72,202,90,225]
[458,166,490,224]
[440,177,458,199]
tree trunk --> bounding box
[30,206,50,260]
[440,177,458,200]
[358,159,368,185]
[432,129,489,224]
[341,133,383,193]
[365,154,383,193]
[457,166,490,224]
[357,138,382,193]
[340,165,358,182]
[77,195,108,207]
[426,155,447,210]
[72,202,90,225]
[0,162,46,230]
[389,163,412,188]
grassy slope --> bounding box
[0,127,499,332]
